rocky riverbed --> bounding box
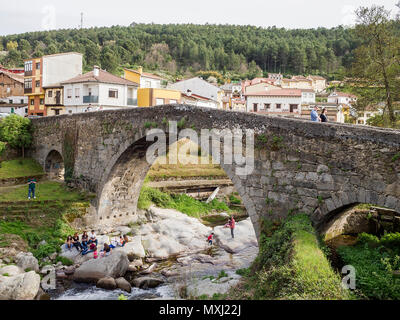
[50,207,258,300]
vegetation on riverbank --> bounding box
[0,181,91,262]
[138,185,232,218]
[337,232,400,300]
[230,214,352,300]
[0,158,43,179]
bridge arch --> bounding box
[44,149,65,181]
[96,130,260,236]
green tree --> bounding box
[100,46,118,73]
[351,5,399,126]
[0,115,33,158]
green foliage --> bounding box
[0,115,32,157]
[55,256,73,266]
[236,268,251,277]
[0,24,356,78]
[144,121,158,129]
[229,195,241,205]
[392,153,400,162]
[118,294,128,300]
[338,232,400,300]
[236,214,350,300]
[0,141,5,157]
[137,186,230,218]
[177,118,186,130]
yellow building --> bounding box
[137,88,181,107]
[124,67,164,88]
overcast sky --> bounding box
[0,0,398,36]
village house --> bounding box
[168,77,223,109]
[231,98,246,112]
[0,69,24,99]
[61,66,138,114]
[181,91,219,109]
[281,76,314,91]
[137,88,181,107]
[328,91,357,106]
[24,52,83,116]
[356,105,382,125]
[44,84,64,116]
[307,75,327,93]
[268,73,283,85]
[245,88,315,115]
[123,67,165,89]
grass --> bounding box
[337,233,400,300]
[137,186,231,218]
[0,180,91,261]
[230,214,351,300]
[0,158,44,179]
[0,181,87,202]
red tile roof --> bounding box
[245,89,302,97]
[0,70,24,84]
[61,69,138,86]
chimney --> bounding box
[93,66,100,77]
[186,89,192,97]
[138,66,143,75]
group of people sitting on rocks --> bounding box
[65,231,129,259]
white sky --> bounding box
[0,0,398,36]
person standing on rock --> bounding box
[207,232,214,246]
[27,178,37,200]
[229,217,236,239]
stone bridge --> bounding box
[29,105,400,238]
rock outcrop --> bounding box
[73,251,129,283]
[15,252,39,273]
[0,271,41,300]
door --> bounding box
[290,104,298,113]
[56,91,61,105]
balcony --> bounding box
[127,98,137,106]
[24,88,32,94]
[83,95,99,103]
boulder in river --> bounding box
[15,252,39,273]
[0,271,40,300]
[139,207,211,259]
[96,277,117,290]
[73,251,129,283]
[0,265,24,277]
[132,276,164,289]
[118,236,146,260]
[213,218,258,254]
[115,277,132,293]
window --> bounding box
[24,79,32,89]
[24,61,32,72]
[67,89,72,99]
[156,98,165,105]
[366,113,371,118]
[48,90,53,98]
[35,80,40,88]
[109,89,118,98]
[20,99,24,104]
[25,108,28,114]
[276,104,281,109]
[30,99,34,106]
[253,103,258,112]
[169,99,177,104]
[75,88,80,98]
[9,99,12,104]
[36,62,40,70]
[54,109,60,116]
[264,103,270,109]
[40,98,44,105]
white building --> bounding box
[356,105,383,125]
[328,91,357,106]
[169,77,222,108]
[245,89,315,115]
[307,75,327,93]
[181,92,219,109]
[61,66,139,114]
[0,96,27,104]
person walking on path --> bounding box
[27,178,37,200]
[229,216,236,239]
[310,106,321,122]
[320,108,328,123]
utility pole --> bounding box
[80,12,84,29]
